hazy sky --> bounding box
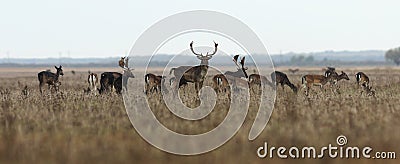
[0,0,399,58]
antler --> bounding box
[240,56,248,70]
[190,41,202,56]
[206,41,218,57]
[232,55,241,69]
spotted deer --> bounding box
[301,74,334,96]
[38,65,64,94]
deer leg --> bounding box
[39,83,43,95]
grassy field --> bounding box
[0,67,399,164]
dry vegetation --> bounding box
[0,67,399,164]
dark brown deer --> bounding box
[212,55,248,93]
[271,71,297,93]
[38,65,64,94]
[98,57,134,94]
[170,41,218,93]
[301,74,334,96]
[145,73,167,94]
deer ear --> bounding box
[59,65,62,68]
[55,66,58,69]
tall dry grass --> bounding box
[0,68,399,164]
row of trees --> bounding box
[385,47,400,65]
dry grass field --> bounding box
[0,67,399,164]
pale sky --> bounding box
[0,0,399,58]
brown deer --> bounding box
[301,74,334,96]
[170,41,218,93]
[98,57,135,94]
[271,71,297,93]
[248,74,274,92]
[355,72,369,88]
[144,73,167,94]
[38,65,64,94]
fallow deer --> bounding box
[301,74,334,96]
[212,55,248,93]
[224,55,248,78]
[38,65,64,94]
[88,71,98,94]
[248,74,274,91]
[98,57,135,94]
[271,71,298,93]
[355,72,369,88]
[170,41,218,94]
[144,73,167,94]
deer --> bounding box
[224,55,248,78]
[38,65,64,95]
[87,71,98,94]
[212,55,249,93]
[301,73,334,96]
[98,57,135,94]
[144,73,168,94]
[355,72,369,88]
[170,41,218,94]
[271,71,298,93]
[248,74,274,93]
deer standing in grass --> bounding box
[212,55,248,93]
[98,57,135,94]
[301,73,335,96]
[271,71,297,93]
[87,71,98,94]
[38,65,64,95]
[170,41,218,94]
[144,73,167,94]
[355,72,375,96]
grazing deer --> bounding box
[38,65,64,94]
[288,68,299,74]
[271,71,297,93]
[301,74,334,96]
[144,73,167,94]
[170,41,218,93]
[212,74,229,93]
[98,72,122,94]
[355,72,369,88]
[88,72,98,94]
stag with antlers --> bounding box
[212,55,249,94]
[38,65,64,95]
[170,41,218,94]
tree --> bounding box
[385,47,400,65]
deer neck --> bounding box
[200,60,209,66]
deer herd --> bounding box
[36,41,376,97]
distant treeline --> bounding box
[0,50,395,67]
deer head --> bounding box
[54,65,64,76]
[190,41,218,65]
